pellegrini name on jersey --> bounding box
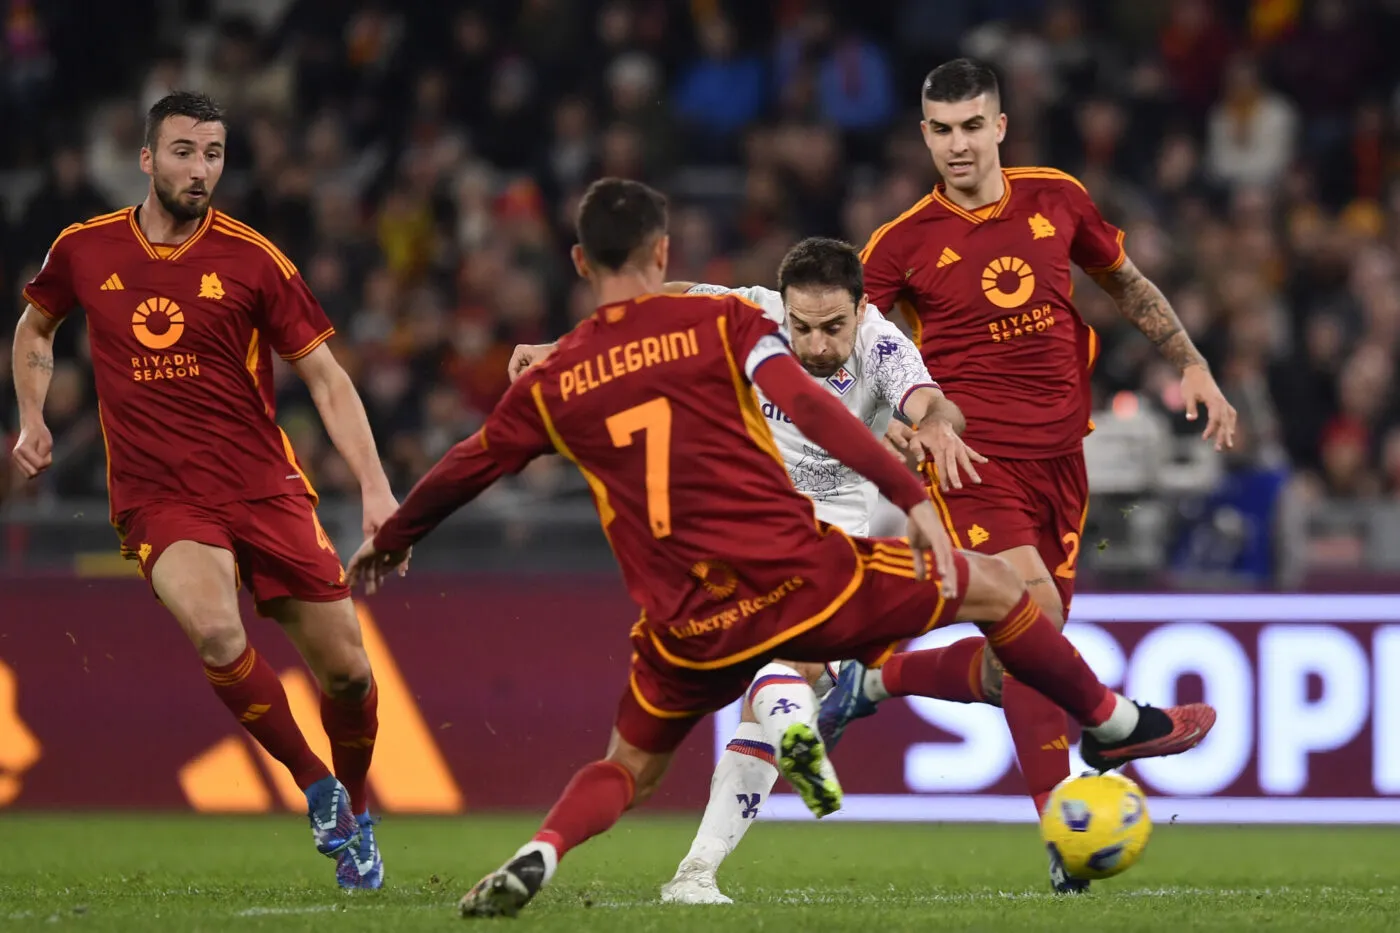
[686,284,938,535]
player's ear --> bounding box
[653,234,670,273]
[995,112,1007,145]
[570,244,591,281]
[855,293,869,323]
[139,146,154,177]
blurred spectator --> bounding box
[1205,54,1297,190]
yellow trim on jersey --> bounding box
[1083,228,1128,275]
[932,171,1013,223]
[282,327,336,362]
[212,212,299,277]
[925,476,964,548]
[279,428,320,503]
[715,314,788,474]
[1004,165,1088,193]
[860,195,934,262]
[531,381,616,530]
[646,529,867,671]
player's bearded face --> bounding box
[144,117,226,224]
[921,94,1006,194]
[786,286,862,379]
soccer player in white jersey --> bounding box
[509,237,985,905]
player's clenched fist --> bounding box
[11,422,53,479]
[508,343,558,383]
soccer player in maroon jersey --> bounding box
[820,58,1240,892]
[9,92,392,888]
[346,177,1216,919]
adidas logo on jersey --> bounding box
[936,247,961,268]
[99,274,124,291]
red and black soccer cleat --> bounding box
[1079,703,1217,773]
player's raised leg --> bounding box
[146,539,358,861]
[662,660,832,905]
[270,595,382,890]
[807,542,1214,778]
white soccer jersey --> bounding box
[692,283,939,535]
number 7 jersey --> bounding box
[483,292,864,665]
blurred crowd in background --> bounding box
[3,0,1400,541]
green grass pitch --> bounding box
[2,815,1398,931]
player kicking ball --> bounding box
[346,177,1216,920]
[509,236,984,905]
[10,92,394,889]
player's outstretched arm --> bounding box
[346,431,506,594]
[10,306,62,478]
[753,353,957,594]
[1091,258,1238,449]
[292,343,399,535]
[902,387,986,491]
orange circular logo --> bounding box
[131,297,185,350]
[981,257,1035,309]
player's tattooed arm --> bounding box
[1091,257,1208,373]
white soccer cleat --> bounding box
[660,860,733,905]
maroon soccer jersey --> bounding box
[22,207,334,519]
[479,293,866,668]
[861,168,1126,459]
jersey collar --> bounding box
[932,170,1012,224]
[128,205,215,261]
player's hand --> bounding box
[904,500,958,599]
[508,343,558,383]
[11,421,54,479]
[1181,364,1237,451]
[909,419,987,491]
[346,538,411,596]
[360,486,410,578]
[882,421,922,471]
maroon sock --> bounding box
[205,644,330,789]
[321,679,379,815]
[532,760,636,858]
[980,593,1116,727]
[881,636,987,703]
[1003,675,1071,815]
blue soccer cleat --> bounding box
[305,775,360,858]
[816,660,881,751]
[337,812,385,890]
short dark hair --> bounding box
[575,178,669,271]
[777,237,863,305]
[922,58,1000,106]
[144,91,227,150]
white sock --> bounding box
[1085,693,1140,743]
[867,666,892,702]
[511,839,560,886]
[748,662,820,750]
[675,721,779,874]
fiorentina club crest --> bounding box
[826,367,855,395]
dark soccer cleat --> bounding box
[305,776,360,858]
[816,660,880,751]
[336,812,384,890]
[1046,843,1091,894]
[459,851,546,919]
[1079,703,1217,773]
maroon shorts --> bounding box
[116,495,350,614]
[615,538,971,753]
[924,451,1088,614]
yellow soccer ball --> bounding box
[1039,772,1152,880]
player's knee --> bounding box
[322,655,374,701]
[182,612,246,667]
